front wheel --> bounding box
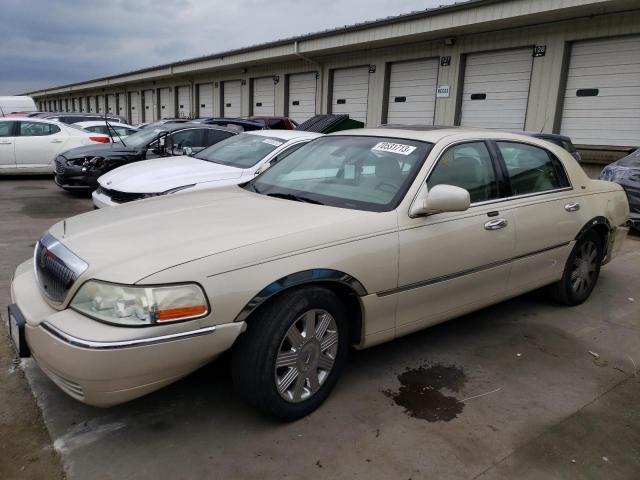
[550,230,603,305]
[232,286,349,421]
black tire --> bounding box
[550,230,603,305]
[232,286,349,421]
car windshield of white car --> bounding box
[193,133,284,168]
[250,136,433,212]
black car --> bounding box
[523,132,581,161]
[193,117,266,132]
[600,148,640,231]
[54,123,236,192]
[34,112,128,124]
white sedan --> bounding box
[0,118,109,174]
[74,121,138,141]
[92,130,322,208]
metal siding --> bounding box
[252,77,276,116]
[177,86,192,118]
[223,80,242,117]
[460,48,533,129]
[387,58,439,125]
[288,72,317,123]
[197,84,214,117]
[332,66,370,123]
[560,35,640,146]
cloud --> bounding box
[0,0,454,95]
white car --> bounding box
[74,121,138,141]
[0,118,109,174]
[92,130,322,208]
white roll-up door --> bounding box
[142,89,154,122]
[332,67,370,123]
[387,58,439,125]
[117,93,126,117]
[197,84,214,117]
[87,96,94,113]
[223,80,242,117]
[460,48,533,130]
[128,92,139,124]
[97,95,105,114]
[106,94,116,113]
[158,88,173,118]
[288,72,317,123]
[177,86,192,118]
[252,77,275,116]
[560,36,640,147]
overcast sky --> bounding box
[0,0,456,95]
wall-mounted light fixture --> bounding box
[241,68,248,74]
[368,65,376,73]
[444,37,456,46]
[273,75,280,84]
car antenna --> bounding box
[540,116,549,133]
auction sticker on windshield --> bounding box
[263,139,283,147]
[372,142,416,155]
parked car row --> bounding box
[7,124,631,422]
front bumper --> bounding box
[10,260,244,407]
[54,165,100,193]
[92,189,116,209]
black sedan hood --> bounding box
[61,143,141,159]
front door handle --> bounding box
[565,202,580,212]
[484,218,508,230]
[0,141,12,145]
[50,139,63,144]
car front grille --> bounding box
[34,234,88,304]
[96,186,148,204]
[54,157,66,175]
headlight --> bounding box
[70,280,209,326]
[140,185,195,199]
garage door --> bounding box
[142,89,155,122]
[560,36,640,147]
[288,72,317,123]
[159,88,173,118]
[106,94,116,114]
[97,96,106,114]
[252,77,275,116]
[460,48,533,130]
[223,80,242,117]
[386,59,439,125]
[129,92,139,124]
[177,86,192,118]
[197,84,214,117]
[332,67,370,123]
[117,93,126,118]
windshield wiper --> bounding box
[266,192,323,205]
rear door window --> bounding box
[497,141,570,195]
[0,121,16,137]
[18,122,60,136]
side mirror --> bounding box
[410,184,470,217]
[183,146,193,156]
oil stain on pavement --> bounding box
[384,364,467,422]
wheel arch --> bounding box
[234,269,367,345]
[575,216,611,256]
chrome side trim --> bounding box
[234,269,367,323]
[377,241,570,297]
[41,322,217,350]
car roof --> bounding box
[74,121,133,128]
[245,129,323,140]
[159,122,238,134]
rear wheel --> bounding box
[550,230,603,305]
[232,286,348,421]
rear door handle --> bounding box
[484,218,508,230]
[0,141,12,145]
[565,202,580,212]
[51,139,63,144]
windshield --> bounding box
[194,133,284,168]
[120,127,165,148]
[249,136,433,211]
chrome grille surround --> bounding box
[33,233,88,305]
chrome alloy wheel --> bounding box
[274,309,339,403]
[570,239,598,296]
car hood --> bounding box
[61,143,139,159]
[50,187,379,286]
[98,156,243,193]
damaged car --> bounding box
[600,147,640,230]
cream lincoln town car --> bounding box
[9,128,629,420]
